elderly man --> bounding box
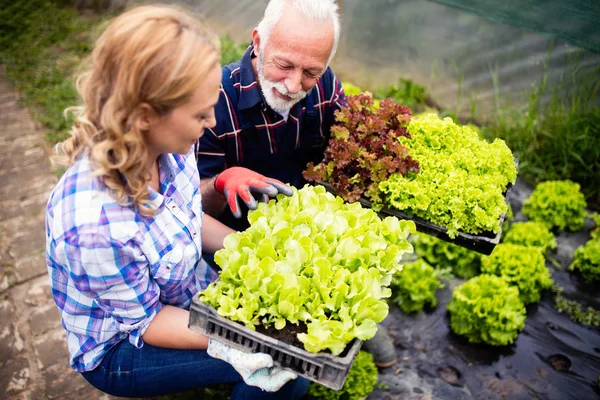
[195,0,397,369]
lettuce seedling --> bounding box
[307,351,378,400]
[380,113,516,238]
[389,259,442,313]
[481,244,553,304]
[411,233,482,278]
[200,185,416,355]
[569,237,600,282]
[522,180,587,232]
[448,274,526,346]
[502,221,557,254]
[303,92,418,206]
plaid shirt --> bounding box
[195,43,345,229]
[45,147,217,372]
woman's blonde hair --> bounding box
[54,4,220,216]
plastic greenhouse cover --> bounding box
[430,0,600,53]
[180,0,600,122]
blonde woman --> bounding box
[45,5,306,399]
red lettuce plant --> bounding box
[303,92,419,207]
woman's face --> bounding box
[145,62,222,156]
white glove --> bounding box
[207,339,298,392]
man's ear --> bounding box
[251,28,261,56]
[137,103,155,132]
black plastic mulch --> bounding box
[368,179,600,400]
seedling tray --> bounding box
[188,297,363,390]
[316,181,513,255]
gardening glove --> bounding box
[207,339,298,392]
[214,167,294,218]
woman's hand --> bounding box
[207,339,297,392]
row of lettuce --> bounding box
[393,180,599,349]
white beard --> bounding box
[257,50,308,114]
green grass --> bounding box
[0,0,250,148]
[220,34,249,66]
[481,49,600,210]
[0,0,104,144]
[374,77,428,111]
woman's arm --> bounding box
[201,213,236,253]
[142,305,209,349]
[142,217,233,348]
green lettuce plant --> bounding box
[502,221,557,254]
[592,212,600,238]
[307,351,378,400]
[569,237,600,282]
[522,180,587,232]
[481,244,553,304]
[341,81,364,96]
[389,259,443,313]
[411,233,482,278]
[380,113,516,238]
[447,274,526,346]
[200,185,416,355]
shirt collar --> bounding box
[146,153,180,209]
[238,43,264,111]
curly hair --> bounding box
[53,4,220,216]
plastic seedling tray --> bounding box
[188,297,363,390]
[315,181,514,256]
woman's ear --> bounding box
[137,103,155,132]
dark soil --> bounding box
[252,320,355,358]
[255,321,308,350]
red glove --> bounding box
[214,167,294,218]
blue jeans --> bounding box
[81,340,310,399]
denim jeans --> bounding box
[81,339,310,399]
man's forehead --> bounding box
[265,23,333,67]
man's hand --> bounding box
[207,339,297,392]
[214,167,294,218]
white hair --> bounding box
[256,0,341,66]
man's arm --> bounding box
[200,176,228,217]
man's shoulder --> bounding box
[221,59,243,83]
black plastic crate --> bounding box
[315,181,514,255]
[188,297,363,390]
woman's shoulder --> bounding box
[46,155,140,242]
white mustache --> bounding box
[271,81,307,100]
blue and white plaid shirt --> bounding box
[45,147,218,372]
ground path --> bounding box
[0,66,115,400]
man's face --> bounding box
[254,11,334,114]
